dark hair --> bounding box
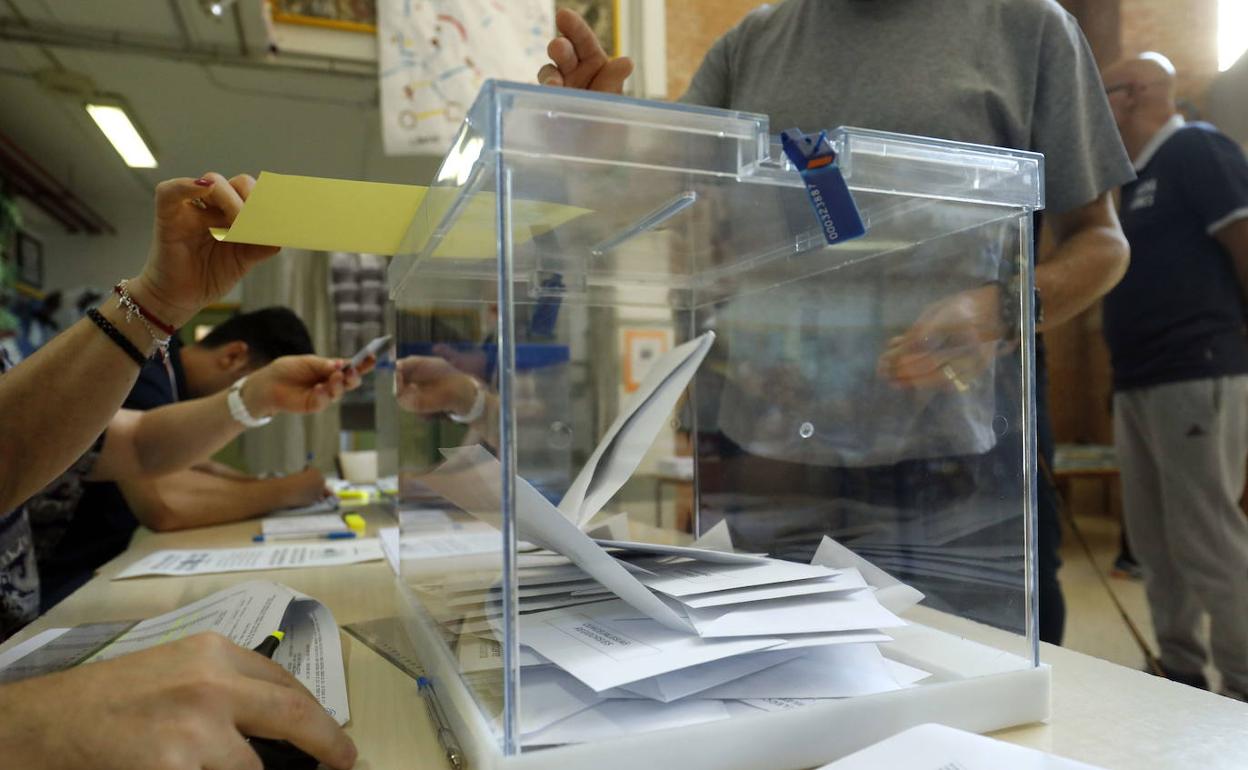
[197,307,313,364]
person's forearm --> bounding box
[0,298,158,512]
[129,390,249,475]
[91,392,248,481]
[123,472,310,531]
[195,459,252,479]
[1036,195,1130,332]
[1216,219,1248,305]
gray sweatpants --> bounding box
[1114,376,1248,695]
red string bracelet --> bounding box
[113,281,177,336]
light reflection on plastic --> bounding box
[436,136,485,186]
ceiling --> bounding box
[0,0,442,235]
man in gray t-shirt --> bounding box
[538,0,1134,644]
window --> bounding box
[1219,0,1248,71]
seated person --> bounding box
[32,308,327,610]
[0,171,356,769]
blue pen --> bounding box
[252,531,357,543]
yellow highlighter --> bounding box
[335,489,371,504]
[343,513,366,533]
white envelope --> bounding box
[677,569,870,609]
[518,600,783,692]
[696,644,923,700]
[522,698,730,746]
[595,539,768,565]
[423,446,694,632]
[811,536,925,615]
[519,665,603,735]
[636,559,837,598]
[558,332,716,528]
[814,723,1106,770]
[685,589,907,638]
[616,648,804,703]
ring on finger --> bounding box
[941,363,970,393]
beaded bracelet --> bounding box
[113,280,173,361]
[87,308,148,367]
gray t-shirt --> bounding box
[681,0,1134,466]
[681,0,1134,214]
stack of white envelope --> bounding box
[416,332,932,746]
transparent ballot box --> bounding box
[388,81,1046,770]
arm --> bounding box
[89,355,366,482]
[1218,218,1248,303]
[119,468,328,532]
[879,193,1129,389]
[395,356,499,447]
[194,459,253,480]
[0,174,277,513]
[1036,192,1131,331]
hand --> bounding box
[281,467,330,509]
[0,632,356,770]
[243,355,371,417]
[537,8,633,93]
[394,356,480,416]
[877,285,1008,391]
[130,173,279,329]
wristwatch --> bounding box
[227,376,273,428]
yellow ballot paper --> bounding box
[210,171,586,257]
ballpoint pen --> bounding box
[417,676,464,770]
[252,531,357,543]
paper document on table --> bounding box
[423,445,694,632]
[85,581,350,723]
[816,723,1106,770]
[114,539,383,579]
[266,497,340,517]
[262,513,348,536]
[208,172,588,257]
[559,332,715,528]
[0,621,137,684]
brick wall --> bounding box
[1120,0,1220,107]
[664,0,767,98]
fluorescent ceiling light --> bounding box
[85,103,157,168]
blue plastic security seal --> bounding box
[780,128,866,245]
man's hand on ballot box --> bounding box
[877,283,1010,392]
[395,356,481,418]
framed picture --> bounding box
[622,328,672,393]
[557,0,620,57]
[15,231,43,289]
[270,0,377,33]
